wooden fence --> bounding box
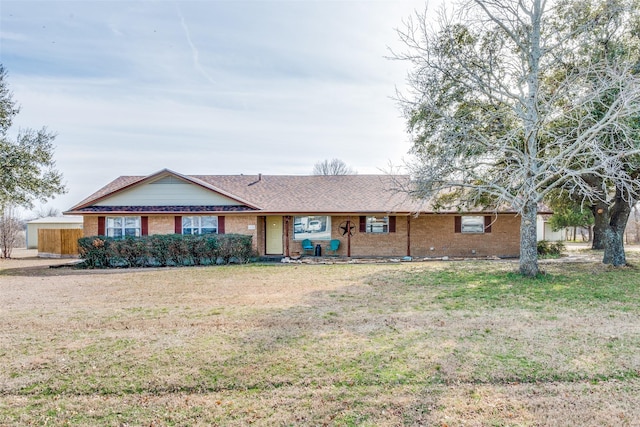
[38,229,83,258]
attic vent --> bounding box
[151,176,183,185]
[248,173,263,186]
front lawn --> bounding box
[1,254,639,426]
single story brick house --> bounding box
[64,169,522,258]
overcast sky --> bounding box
[1,0,434,215]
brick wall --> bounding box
[287,215,349,257]
[224,215,259,252]
[83,216,98,236]
[334,215,409,257]
[148,216,175,234]
[82,215,259,251]
[284,214,520,258]
[81,213,520,258]
[409,214,520,258]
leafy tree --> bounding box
[0,65,66,257]
[312,158,357,175]
[393,0,640,276]
[0,65,66,209]
[546,0,640,265]
[546,191,594,241]
[548,208,594,241]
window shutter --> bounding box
[174,216,182,234]
[98,216,105,236]
[484,216,492,233]
[218,216,225,234]
[359,216,366,233]
[389,216,396,233]
[454,216,461,233]
[141,216,149,236]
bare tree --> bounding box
[312,159,357,176]
[393,0,640,275]
[31,204,61,219]
[630,204,640,244]
[0,204,21,258]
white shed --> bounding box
[26,216,84,249]
[536,214,565,242]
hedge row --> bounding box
[77,234,254,268]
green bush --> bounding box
[147,235,172,266]
[537,240,565,257]
[77,236,112,268]
[113,237,149,268]
[77,234,254,269]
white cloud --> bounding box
[0,30,27,41]
[1,0,430,214]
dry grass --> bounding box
[1,249,640,426]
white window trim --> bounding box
[461,216,485,234]
[365,216,389,233]
[106,216,141,238]
[182,216,218,235]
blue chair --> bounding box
[301,239,314,255]
[327,239,340,255]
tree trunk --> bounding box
[0,204,20,259]
[519,200,539,277]
[603,193,632,266]
[634,206,640,244]
[590,201,608,250]
[603,227,626,266]
[514,0,542,278]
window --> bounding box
[106,216,141,238]
[293,216,331,240]
[182,216,218,235]
[359,216,396,233]
[461,216,486,233]
[365,216,389,233]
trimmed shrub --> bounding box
[77,237,112,268]
[166,234,191,266]
[537,240,565,257]
[77,234,254,269]
[113,236,149,268]
[147,235,172,266]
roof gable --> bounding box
[67,169,260,212]
[94,176,239,207]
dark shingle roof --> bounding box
[190,174,419,213]
[72,205,257,213]
[66,169,511,215]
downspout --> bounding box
[284,216,290,257]
[407,216,411,257]
[347,216,352,257]
[262,216,267,256]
